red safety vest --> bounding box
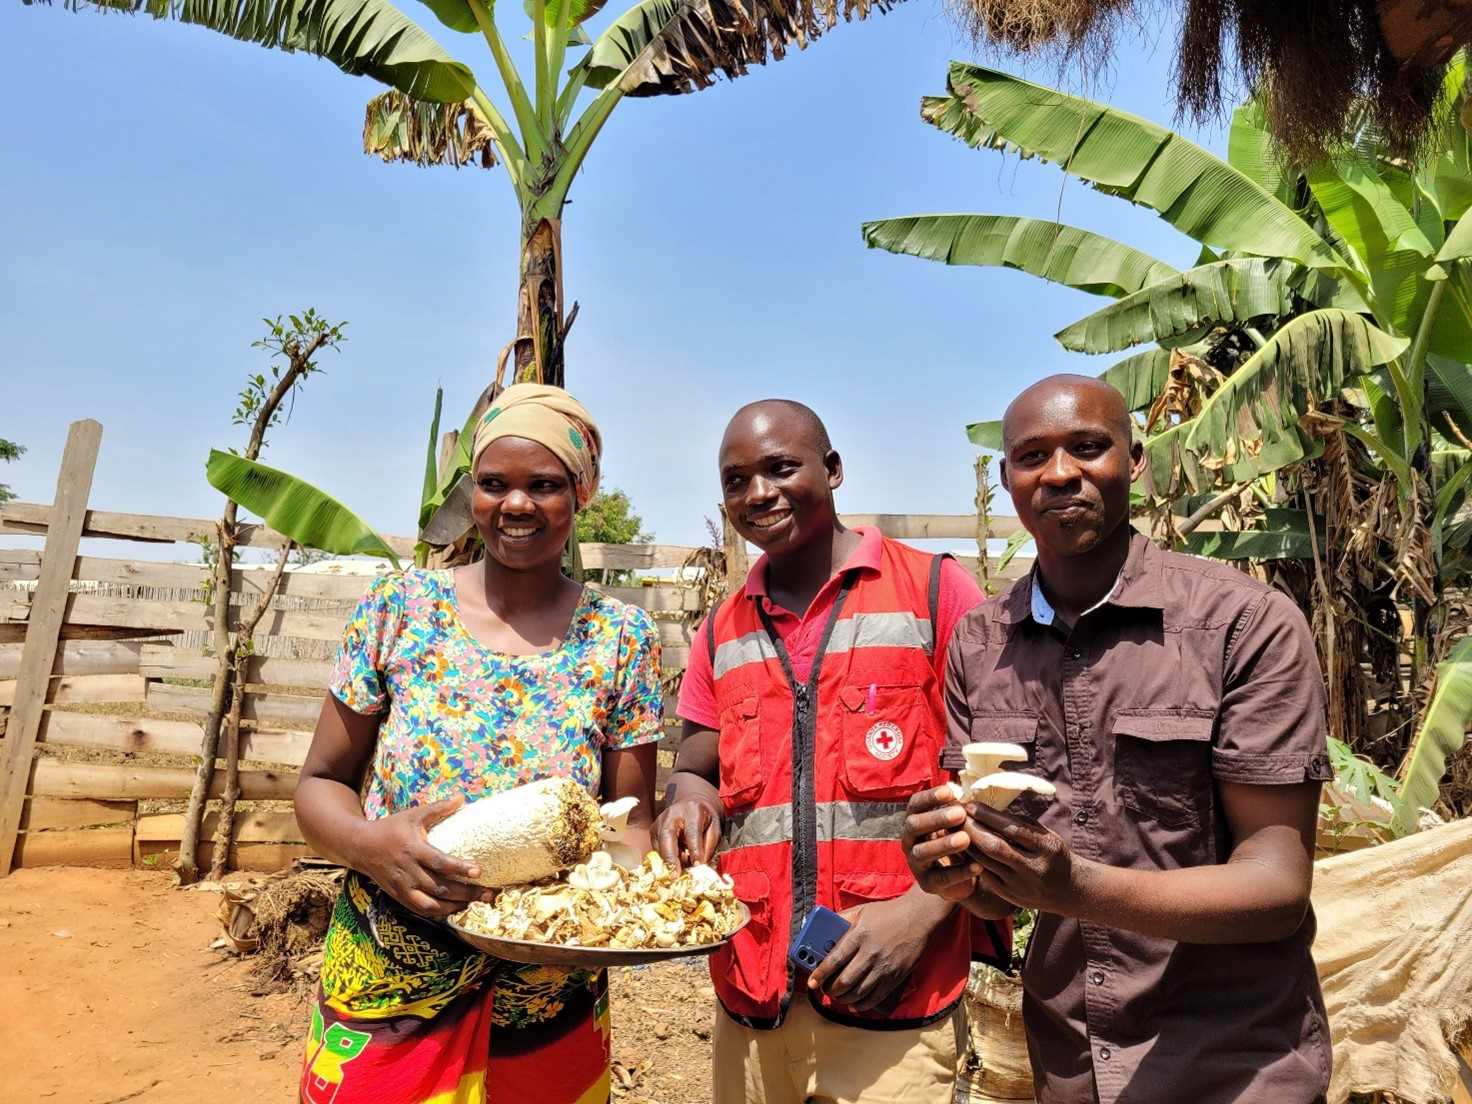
[706,537,1009,1030]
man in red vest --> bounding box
[652,399,1006,1103]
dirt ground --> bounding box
[0,867,715,1104]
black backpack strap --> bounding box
[927,553,954,657]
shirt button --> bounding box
[1091,971,1105,985]
[1099,1046,1112,1061]
[1074,810,1088,825]
[1067,647,1082,660]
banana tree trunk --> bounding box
[514,217,568,387]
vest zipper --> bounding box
[757,575,855,1021]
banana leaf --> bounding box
[419,387,444,529]
[860,215,1179,299]
[1227,100,1298,209]
[32,0,478,103]
[1143,309,1407,496]
[1392,635,1472,836]
[1306,154,1434,332]
[967,420,1003,450]
[585,0,902,97]
[206,449,402,568]
[1428,354,1472,440]
[1054,257,1303,355]
[923,64,1349,277]
[1101,347,1172,413]
[1182,509,1319,560]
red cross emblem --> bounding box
[865,721,904,762]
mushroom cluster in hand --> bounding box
[955,742,1056,812]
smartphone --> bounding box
[788,906,851,972]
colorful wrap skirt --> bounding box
[300,872,611,1104]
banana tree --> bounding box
[32,0,898,392]
[863,61,1472,823]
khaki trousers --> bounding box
[712,997,964,1104]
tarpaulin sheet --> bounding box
[1313,818,1472,1103]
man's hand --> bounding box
[902,785,985,899]
[353,795,493,920]
[653,794,723,873]
[963,803,1081,914]
[805,890,951,1013]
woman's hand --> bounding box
[653,794,724,872]
[354,795,493,920]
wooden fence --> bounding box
[0,419,1034,876]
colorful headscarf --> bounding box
[471,383,602,509]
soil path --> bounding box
[0,867,715,1104]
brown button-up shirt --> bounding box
[944,533,1333,1104]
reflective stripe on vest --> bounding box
[712,611,935,679]
[722,800,908,851]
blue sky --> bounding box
[1,2,1224,558]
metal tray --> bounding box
[447,902,749,968]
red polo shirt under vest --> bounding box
[677,528,1006,1030]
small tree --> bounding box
[576,487,652,585]
[0,439,23,504]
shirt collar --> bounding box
[744,526,883,604]
[996,529,1163,626]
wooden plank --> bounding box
[838,514,1028,540]
[145,682,321,733]
[136,809,303,844]
[137,839,311,873]
[952,554,1035,583]
[22,797,137,832]
[0,623,179,645]
[29,758,297,800]
[0,550,385,603]
[0,420,104,877]
[138,645,335,689]
[31,594,698,647]
[40,710,312,766]
[579,543,698,571]
[1,501,416,557]
[13,826,134,868]
[596,585,702,613]
[0,640,142,680]
[0,674,145,708]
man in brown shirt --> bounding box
[902,375,1333,1104]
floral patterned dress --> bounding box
[301,569,663,1104]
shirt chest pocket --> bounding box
[968,713,1051,821]
[1114,710,1215,830]
[718,696,763,808]
[838,682,936,799]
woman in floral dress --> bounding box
[295,384,663,1104]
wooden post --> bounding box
[721,508,748,597]
[0,419,103,876]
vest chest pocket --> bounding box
[968,714,1050,821]
[1114,711,1215,830]
[718,695,763,807]
[839,683,936,799]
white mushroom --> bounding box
[567,850,622,892]
[970,771,1057,812]
[597,796,645,869]
[962,741,1028,778]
